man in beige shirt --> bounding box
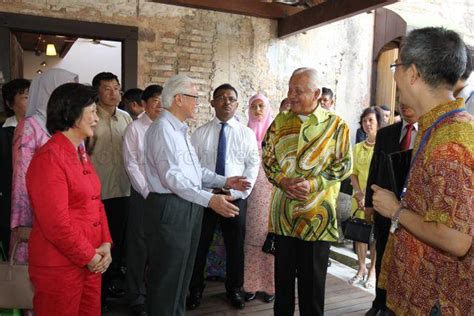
[87,72,132,311]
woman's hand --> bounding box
[87,253,103,273]
[90,243,112,274]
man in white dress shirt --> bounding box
[187,84,260,310]
[143,75,251,316]
[123,84,163,316]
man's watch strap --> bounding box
[390,207,405,233]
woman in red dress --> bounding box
[26,83,112,316]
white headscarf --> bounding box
[26,68,79,134]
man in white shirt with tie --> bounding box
[143,75,251,316]
[187,84,260,310]
[123,84,163,316]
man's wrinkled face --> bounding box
[287,73,320,115]
[98,79,121,108]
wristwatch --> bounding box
[390,207,405,233]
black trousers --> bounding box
[189,198,247,293]
[101,196,129,301]
[125,188,147,306]
[274,235,330,316]
[145,193,203,316]
[372,214,391,311]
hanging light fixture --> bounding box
[46,43,57,56]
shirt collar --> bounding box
[418,98,464,132]
[2,116,18,128]
[402,119,418,131]
[212,116,238,128]
[140,112,153,125]
[97,104,118,121]
[308,105,329,124]
[163,110,188,132]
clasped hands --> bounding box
[280,177,310,201]
[87,242,112,274]
[209,176,251,218]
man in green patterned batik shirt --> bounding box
[262,67,352,316]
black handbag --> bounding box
[343,216,372,244]
[262,233,276,255]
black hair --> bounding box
[92,72,120,89]
[359,106,383,129]
[142,84,163,101]
[123,88,143,104]
[321,87,334,99]
[46,83,97,134]
[400,27,467,88]
[2,78,30,117]
[213,84,238,99]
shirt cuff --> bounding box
[194,190,214,208]
[215,175,226,188]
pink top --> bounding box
[11,116,50,230]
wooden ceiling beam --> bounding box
[150,0,303,19]
[278,0,399,38]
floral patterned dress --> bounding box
[10,117,50,263]
[243,159,275,295]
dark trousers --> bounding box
[125,188,147,306]
[189,198,247,293]
[372,214,391,311]
[101,196,129,301]
[145,193,203,316]
[274,235,330,316]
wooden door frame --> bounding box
[0,12,138,90]
[370,8,406,108]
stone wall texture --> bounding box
[0,0,472,136]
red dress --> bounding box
[26,132,112,316]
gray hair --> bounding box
[291,67,320,91]
[400,27,467,88]
[161,74,195,109]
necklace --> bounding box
[365,139,375,146]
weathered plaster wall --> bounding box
[1,0,471,137]
[0,0,374,136]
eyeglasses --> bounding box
[180,93,202,104]
[389,62,408,73]
[214,95,237,103]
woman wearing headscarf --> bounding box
[27,83,112,315]
[10,68,78,264]
[243,92,275,303]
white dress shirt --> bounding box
[399,120,419,150]
[123,112,153,199]
[457,84,474,116]
[191,117,260,200]
[2,116,18,128]
[144,110,226,207]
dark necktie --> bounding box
[400,123,414,150]
[215,122,227,176]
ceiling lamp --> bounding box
[46,43,57,56]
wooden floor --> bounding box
[186,274,373,316]
[105,273,374,315]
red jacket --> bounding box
[26,132,112,267]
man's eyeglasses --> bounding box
[389,62,408,73]
[180,93,203,104]
[214,95,237,103]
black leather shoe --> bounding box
[186,288,203,310]
[107,285,126,298]
[244,292,256,302]
[131,304,147,316]
[226,291,245,309]
[263,293,275,303]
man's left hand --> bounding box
[225,176,251,192]
[371,184,400,218]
